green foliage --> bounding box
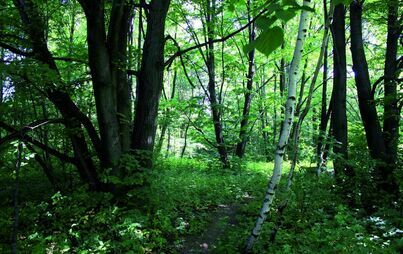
[244,26,284,56]
[1,158,401,253]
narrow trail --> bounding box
[180,204,241,254]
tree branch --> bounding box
[164,7,269,67]
[370,75,384,99]
[0,121,75,164]
[53,56,88,64]
[0,41,33,56]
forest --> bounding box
[0,0,402,253]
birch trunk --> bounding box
[268,1,334,244]
[243,1,311,252]
[288,1,334,185]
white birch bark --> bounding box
[287,1,334,186]
[243,1,312,252]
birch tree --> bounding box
[243,0,312,252]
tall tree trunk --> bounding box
[317,52,328,169]
[273,75,278,146]
[288,0,333,188]
[258,75,270,160]
[11,141,22,254]
[330,3,354,181]
[349,0,397,194]
[111,4,132,154]
[243,1,311,252]
[79,0,122,169]
[277,44,286,136]
[236,0,255,158]
[316,0,329,172]
[383,0,400,166]
[206,0,230,168]
[131,0,171,167]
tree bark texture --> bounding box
[330,3,354,180]
[131,0,171,166]
[383,0,400,165]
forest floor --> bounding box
[0,158,402,253]
[180,203,241,253]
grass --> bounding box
[0,157,402,253]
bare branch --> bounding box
[0,121,75,164]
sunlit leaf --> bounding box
[244,26,284,56]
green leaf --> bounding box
[275,9,297,22]
[270,3,281,12]
[244,26,284,56]
[282,0,299,6]
[255,16,277,30]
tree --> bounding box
[349,0,397,195]
[330,2,354,184]
[236,0,256,158]
[383,0,401,167]
[131,0,172,167]
[243,0,312,251]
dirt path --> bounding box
[180,204,241,254]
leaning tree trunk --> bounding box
[383,0,400,166]
[268,2,334,243]
[236,0,256,158]
[131,0,171,167]
[349,0,397,194]
[330,2,354,182]
[243,1,311,252]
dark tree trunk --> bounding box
[79,0,134,169]
[131,0,171,167]
[110,3,133,154]
[278,38,286,136]
[258,75,270,161]
[330,3,354,180]
[156,123,168,155]
[80,0,120,168]
[317,42,328,163]
[181,123,190,158]
[349,0,397,194]
[206,0,230,168]
[383,0,400,166]
[236,0,255,158]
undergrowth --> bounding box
[0,158,401,253]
